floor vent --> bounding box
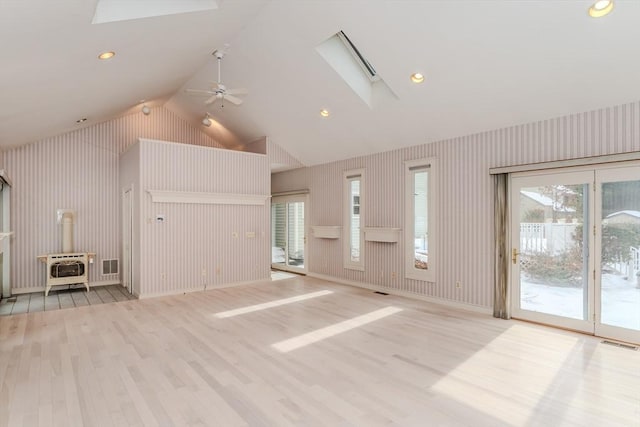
[6,297,17,303]
[601,340,638,351]
[102,259,119,275]
[374,291,389,295]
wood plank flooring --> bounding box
[0,276,639,426]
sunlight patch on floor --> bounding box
[272,306,403,353]
[430,324,580,425]
[214,290,333,318]
[271,270,299,281]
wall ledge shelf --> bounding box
[147,190,270,206]
[364,227,401,243]
[312,226,342,239]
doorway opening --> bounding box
[271,194,308,274]
[510,163,640,344]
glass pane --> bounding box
[414,171,428,270]
[519,184,588,320]
[287,202,305,268]
[271,203,286,265]
[600,180,640,331]
[350,179,360,263]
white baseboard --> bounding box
[137,277,270,300]
[11,280,122,295]
[91,280,122,287]
[11,286,45,295]
[307,272,493,315]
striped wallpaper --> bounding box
[267,138,304,172]
[4,107,224,292]
[134,139,271,297]
[272,100,640,309]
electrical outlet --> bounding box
[455,281,461,289]
[232,231,238,238]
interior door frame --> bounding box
[509,169,596,334]
[0,177,11,299]
[122,185,133,294]
[271,194,308,274]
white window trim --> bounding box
[404,158,436,282]
[344,168,365,271]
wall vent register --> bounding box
[102,259,119,275]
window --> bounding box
[316,30,395,109]
[344,169,365,270]
[336,31,379,82]
[405,158,436,282]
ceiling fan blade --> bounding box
[185,89,214,96]
[225,88,248,95]
[204,95,218,105]
[224,94,243,105]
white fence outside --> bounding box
[610,246,640,278]
[521,222,640,279]
[520,223,578,255]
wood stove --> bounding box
[37,210,95,296]
[45,253,89,296]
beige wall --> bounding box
[133,139,270,297]
[267,138,304,172]
[4,107,224,292]
[272,100,640,310]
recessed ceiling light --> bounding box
[320,109,330,117]
[98,51,115,60]
[76,118,87,124]
[589,0,614,18]
[410,73,425,84]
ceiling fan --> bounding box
[185,49,247,106]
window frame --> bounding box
[343,169,365,271]
[404,158,436,282]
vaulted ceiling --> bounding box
[2,0,640,166]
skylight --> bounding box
[336,31,379,82]
[316,30,396,109]
[92,0,218,24]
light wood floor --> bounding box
[1,276,638,426]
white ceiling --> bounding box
[2,0,640,166]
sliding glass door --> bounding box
[511,171,594,333]
[511,165,640,344]
[595,167,640,343]
[271,195,307,274]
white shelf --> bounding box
[312,226,342,239]
[147,190,270,206]
[364,227,401,243]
